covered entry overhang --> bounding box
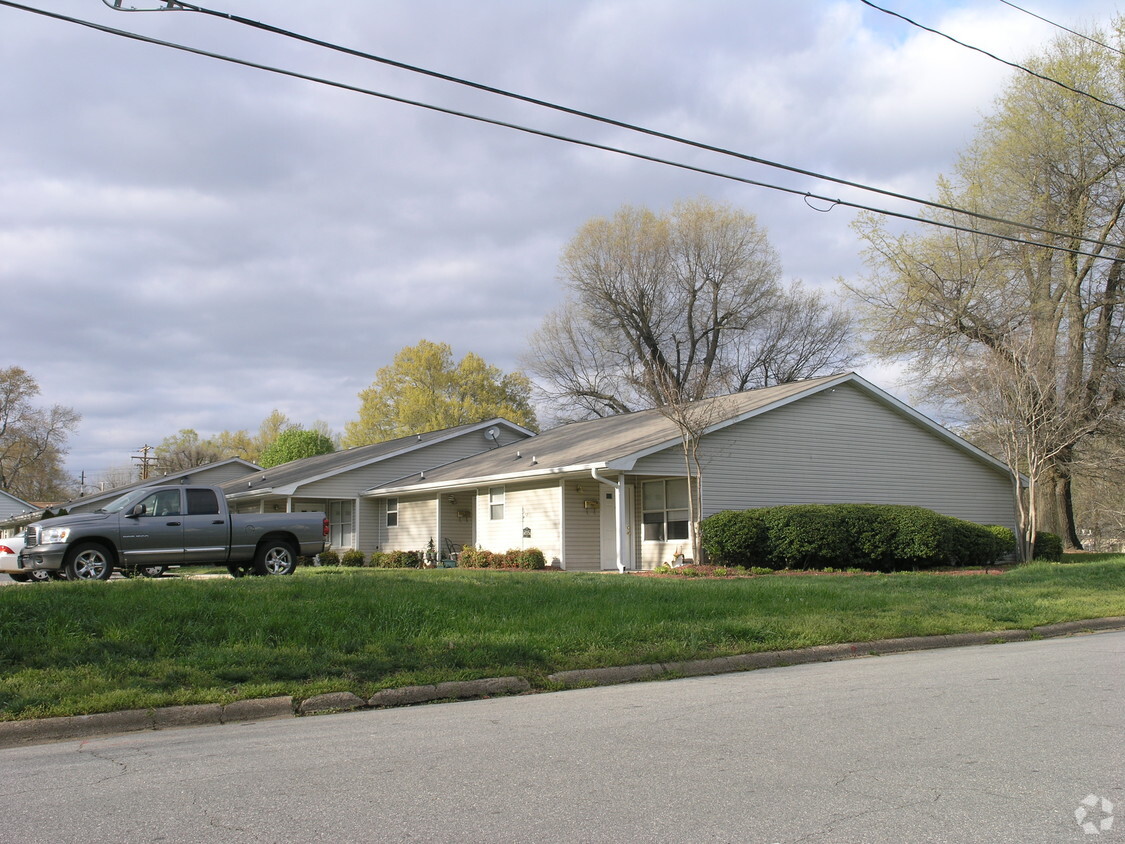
[363,461,664,572]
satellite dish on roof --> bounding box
[484,426,501,444]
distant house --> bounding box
[0,489,36,538]
[0,458,262,535]
[60,458,263,515]
[362,373,1019,571]
[219,419,535,552]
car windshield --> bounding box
[99,489,151,514]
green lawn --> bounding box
[1,556,1122,720]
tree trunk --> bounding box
[1052,462,1083,551]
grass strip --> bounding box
[1,556,1122,720]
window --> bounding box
[489,486,505,520]
[386,498,398,528]
[186,488,220,515]
[328,500,354,548]
[138,489,181,517]
[642,479,690,541]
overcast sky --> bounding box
[2,0,1121,486]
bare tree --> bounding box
[0,367,80,500]
[849,25,1125,548]
[959,337,1103,559]
[526,198,861,423]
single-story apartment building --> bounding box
[219,419,535,552]
[362,373,1019,571]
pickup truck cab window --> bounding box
[186,488,220,515]
[138,489,182,517]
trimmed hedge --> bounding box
[458,547,547,570]
[369,550,423,569]
[701,504,1009,572]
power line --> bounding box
[859,0,1125,115]
[1,0,1121,261]
[97,0,1125,257]
[997,0,1125,57]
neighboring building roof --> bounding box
[60,457,262,511]
[367,373,1011,495]
[0,489,36,527]
[222,418,536,499]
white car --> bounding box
[0,535,58,582]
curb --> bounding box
[545,617,1125,687]
[2,618,1122,749]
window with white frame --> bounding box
[386,498,398,528]
[489,486,505,520]
[641,479,690,541]
[327,500,354,548]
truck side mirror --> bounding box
[129,504,147,517]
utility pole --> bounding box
[131,444,158,480]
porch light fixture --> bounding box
[446,495,456,505]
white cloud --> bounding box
[0,0,1120,477]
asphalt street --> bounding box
[2,631,1122,843]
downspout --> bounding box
[591,468,629,572]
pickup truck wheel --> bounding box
[63,543,114,581]
[253,540,298,576]
[28,569,58,583]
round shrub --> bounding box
[458,547,493,568]
[516,548,547,569]
[340,549,366,567]
[1033,531,1064,561]
[316,550,340,567]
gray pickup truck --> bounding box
[15,484,327,581]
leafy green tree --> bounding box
[0,366,80,500]
[848,23,1125,549]
[343,340,537,446]
[257,428,336,469]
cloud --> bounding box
[0,0,1119,479]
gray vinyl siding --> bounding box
[634,382,1017,528]
[188,463,258,486]
[562,480,601,571]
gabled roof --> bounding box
[0,489,33,511]
[366,373,1012,495]
[61,457,262,510]
[222,418,536,499]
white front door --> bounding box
[599,486,634,570]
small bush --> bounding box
[1034,531,1064,561]
[370,550,422,569]
[515,548,547,570]
[458,547,493,568]
[984,525,1017,556]
[316,550,340,567]
[340,549,366,568]
[457,547,546,570]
